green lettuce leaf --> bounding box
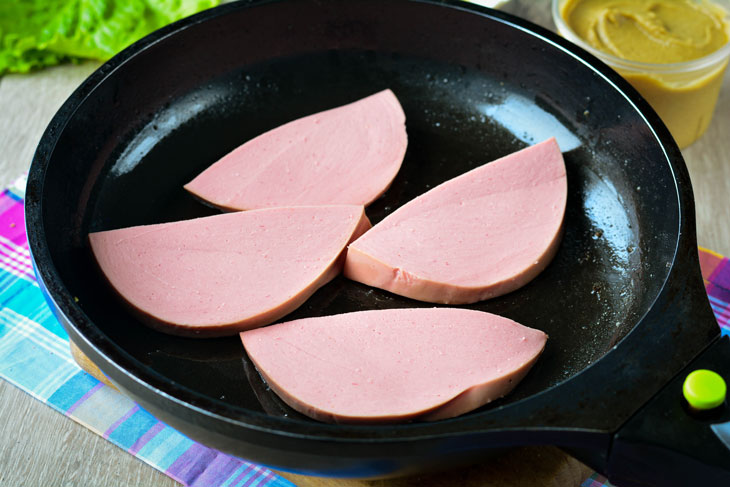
[0,0,221,75]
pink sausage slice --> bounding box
[344,138,567,304]
[184,89,407,210]
[241,308,547,424]
[89,206,370,337]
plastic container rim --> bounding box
[551,0,730,75]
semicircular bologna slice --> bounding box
[184,89,407,210]
[343,137,567,304]
[241,307,547,424]
[88,205,370,337]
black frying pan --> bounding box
[25,1,730,485]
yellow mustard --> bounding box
[560,0,730,147]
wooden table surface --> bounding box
[2,1,730,486]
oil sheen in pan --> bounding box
[84,50,643,417]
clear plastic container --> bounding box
[552,0,730,148]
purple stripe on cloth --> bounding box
[165,443,220,486]
[65,381,104,416]
[104,404,140,438]
[0,237,32,264]
[711,258,730,290]
[229,464,256,486]
[242,467,273,487]
[0,236,35,280]
[189,454,248,487]
[0,195,26,247]
[714,300,730,320]
[0,254,33,279]
[708,283,730,308]
[128,421,166,455]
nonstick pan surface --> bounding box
[25,0,721,478]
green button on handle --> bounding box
[683,369,727,410]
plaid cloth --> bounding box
[3,175,729,486]
[699,248,730,336]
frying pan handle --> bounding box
[607,335,730,487]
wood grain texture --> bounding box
[0,61,99,191]
[684,74,730,257]
[1,0,729,485]
[0,380,179,487]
